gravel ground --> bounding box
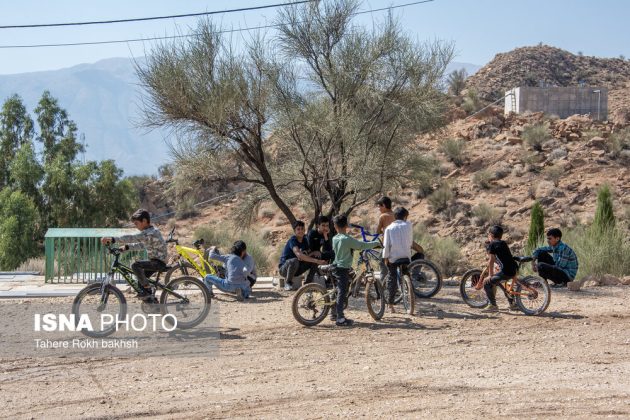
[1,282,629,419]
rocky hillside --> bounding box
[155,107,629,276]
[466,45,630,124]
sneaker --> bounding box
[335,317,354,327]
[508,301,519,311]
[284,283,294,291]
[481,304,499,313]
[329,312,337,322]
[551,282,567,289]
[235,288,245,302]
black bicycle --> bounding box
[382,258,415,315]
[72,246,211,337]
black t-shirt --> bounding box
[307,229,333,253]
[279,235,309,267]
[486,239,518,276]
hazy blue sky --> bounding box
[1,0,629,74]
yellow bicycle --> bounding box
[164,228,225,283]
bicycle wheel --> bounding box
[365,278,385,320]
[292,283,331,327]
[400,274,415,315]
[408,259,442,298]
[460,269,489,308]
[164,262,202,284]
[72,283,126,338]
[160,276,211,329]
[514,275,551,316]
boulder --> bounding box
[586,136,607,149]
[567,281,581,291]
[506,136,522,145]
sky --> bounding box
[0,0,629,75]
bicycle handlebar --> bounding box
[349,223,380,242]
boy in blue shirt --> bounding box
[204,241,251,301]
[532,228,578,288]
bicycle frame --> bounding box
[478,261,539,298]
[173,243,221,277]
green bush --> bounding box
[593,184,615,232]
[522,123,548,151]
[413,224,462,277]
[440,138,467,167]
[526,201,545,254]
[472,170,493,189]
[0,189,40,270]
[427,183,454,214]
[608,129,630,158]
[462,88,482,114]
[471,203,501,227]
[410,154,440,198]
[563,225,630,279]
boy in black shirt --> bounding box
[307,215,334,263]
[482,225,519,313]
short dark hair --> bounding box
[231,240,247,256]
[317,215,329,224]
[333,214,348,228]
[376,196,392,209]
[131,209,150,223]
[489,225,504,239]
[292,220,305,230]
[393,207,409,220]
[546,228,562,239]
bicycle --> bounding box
[291,247,386,326]
[72,245,211,337]
[383,258,415,315]
[459,256,551,315]
[163,228,225,283]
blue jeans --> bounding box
[204,275,250,298]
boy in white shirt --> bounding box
[382,207,413,313]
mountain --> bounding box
[0,57,170,176]
[465,45,630,123]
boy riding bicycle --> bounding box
[481,225,519,313]
[382,207,414,314]
[100,209,168,301]
[331,214,380,327]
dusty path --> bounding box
[1,283,629,419]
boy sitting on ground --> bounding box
[101,209,167,301]
[331,215,381,327]
[481,225,519,313]
[532,228,578,288]
[278,221,327,291]
[205,241,251,301]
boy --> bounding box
[331,214,380,326]
[205,241,251,301]
[532,228,578,288]
[307,215,334,263]
[382,207,413,313]
[481,225,519,313]
[278,221,327,291]
[101,209,167,300]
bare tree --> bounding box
[137,0,453,226]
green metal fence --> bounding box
[45,228,148,283]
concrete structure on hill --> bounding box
[504,86,608,121]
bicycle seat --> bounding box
[514,256,533,263]
[390,258,410,267]
[157,265,173,273]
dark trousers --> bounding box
[332,267,351,320]
[248,275,256,288]
[131,259,166,289]
[536,252,571,285]
[386,258,410,304]
[484,272,514,306]
[279,258,317,289]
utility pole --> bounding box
[592,89,601,121]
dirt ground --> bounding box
[1,282,629,419]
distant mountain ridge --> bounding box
[0,57,170,176]
[0,58,481,176]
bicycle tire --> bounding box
[514,275,551,316]
[365,278,385,320]
[459,269,489,308]
[72,283,127,338]
[164,262,202,284]
[408,259,442,298]
[160,276,211,329]
[292,283,331,327]
[401,274,415,315]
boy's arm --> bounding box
[532,245,552,258]
[112,232,145,251]
[347,236,380,251]
[487,254,496,278]
[209,249,229,264]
